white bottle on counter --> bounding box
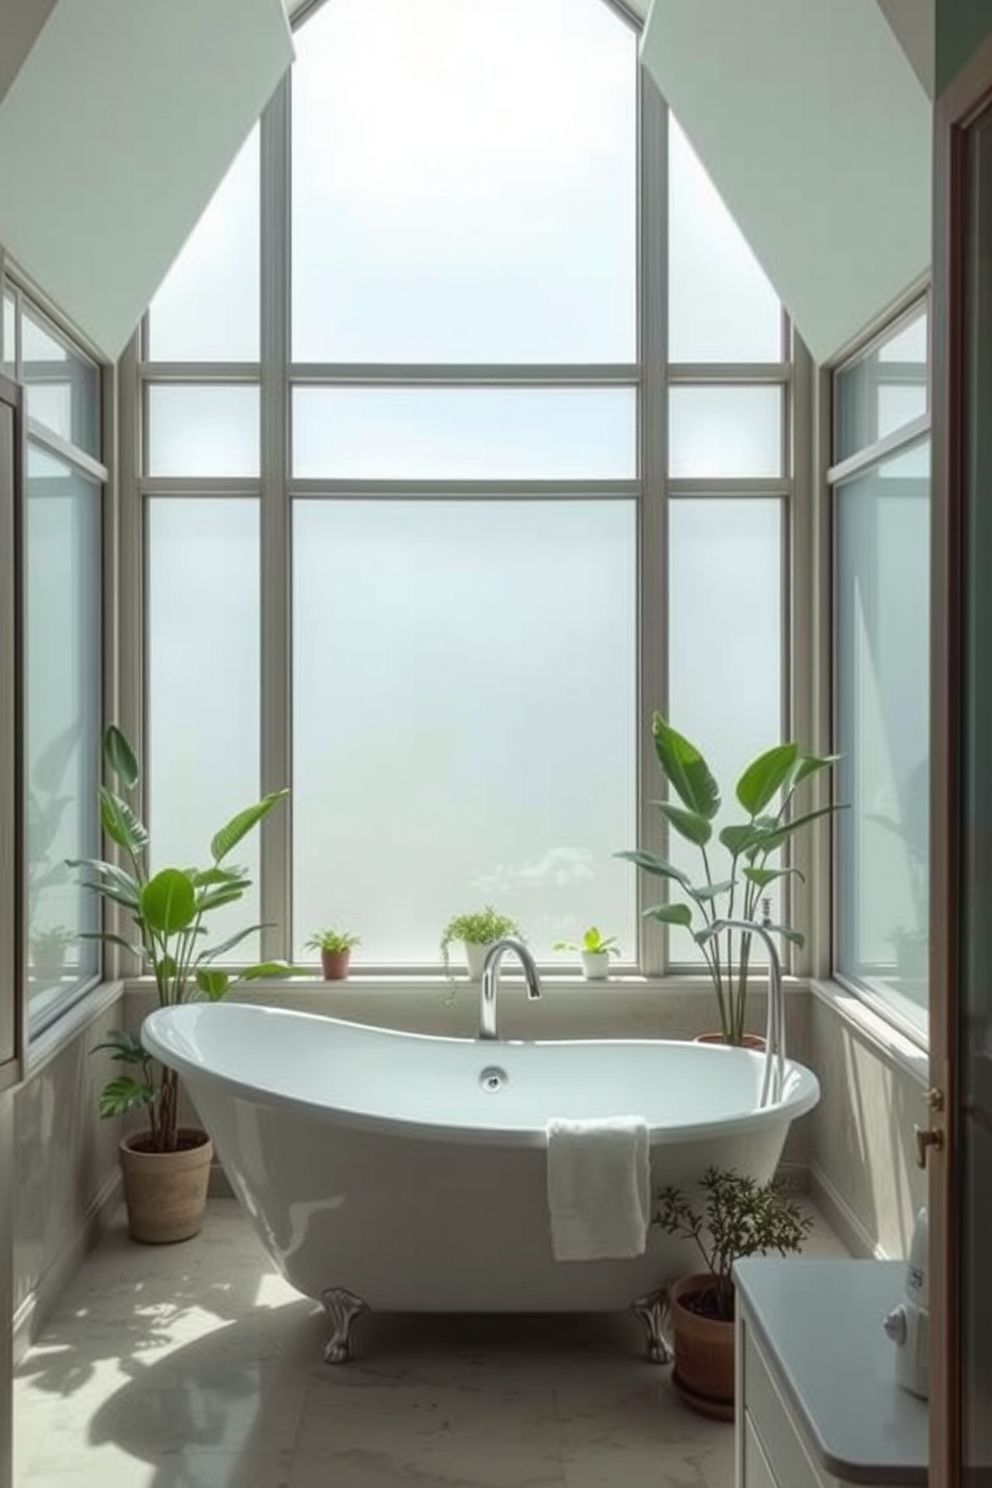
[882,1207,929,1399]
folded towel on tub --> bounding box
[545,1115,651,1261]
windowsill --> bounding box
[122,971,809,999]
[26,977,125,1080]
[807,976,928,1085]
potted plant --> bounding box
[654,1166,813,1416]
[70,724,293,1245]
[553,926,620,980]
[306,928,360,980]
[618,713,843,1045]
[440,904,522,979]
[29,924,74,981]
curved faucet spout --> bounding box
[698,904,785,1107]
[479,937,542,1042]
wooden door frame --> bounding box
[930,30,992,1488]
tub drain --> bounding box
[479,1065,508,1092]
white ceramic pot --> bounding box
[465,941,491,980]
[581,950,611,981]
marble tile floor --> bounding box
[14,1198,851,1488]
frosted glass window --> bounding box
[291,0,636,363]
[669,387,783,479]
[146,386,259,477]
[22,309,99,457]
[667,499,783,964]
[2,293,14,376]
[836,305,928,461]
[25,446,101,1021]
[148,501,261,960]
[147,127,260,362]
[293,501,636,963]
[292,388,637,480]
[668,118,782,363]
[836,448,929,1023]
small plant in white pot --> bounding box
[553,926,620,980]
[71,725,293,1245]
[306,928,360,981]
[440,905,522,979]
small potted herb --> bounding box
[553,926,620,980]
[306,929,361,981]
[654,1166,813,1414]
[440,905,522,979]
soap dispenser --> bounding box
[882,1207,929,1399]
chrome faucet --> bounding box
[698,899,786,1107]
[478,937,543,1041]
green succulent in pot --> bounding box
[618,713,843,1045]
[71,724,293,1154]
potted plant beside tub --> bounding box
[654,1166,813,1417]
[71,725,294,1245]
[440,904,522,980]
[618,713,844,1045]
[553,926,620,981]
[306,928,360,981]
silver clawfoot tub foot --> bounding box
[630,1286,672,1365]
[321,1286,369,1364]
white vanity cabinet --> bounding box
[733,1260,927,1488]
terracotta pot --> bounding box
[669,1273,736,1418]
[694,1031,766,1050]
[119,1128,213,1244]
[321,947,352,980]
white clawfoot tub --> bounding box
[141,1003,819,1362]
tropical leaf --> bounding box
[141,869,196,935]
[196,969,230,1000]
[756,803,846,855]
[766,923,805,948]
[240,960,295,980]
[742,866,807,888]
[99,787,149,856]
[98,1076,156,1118]
[688,880,735,902]
[92,1029,146,1063]
[65,858,141,906]
[719,823,768,858]
[614,849,691,888]
[651,715,720,821]
[103,725,139,791]
[77,931,147,959]
[195,923,267,964]
[191,866,247,889]
[210,790,289,864]
[736,744,799,816]
[652,800,713,847]
[643,902,694,928]
[195,886,248,915]
[788,752,841,791]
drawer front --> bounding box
[743,1323,824,1488]
[744,1412,780,1488]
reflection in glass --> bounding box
[22,309,100,457]
[668,118,782,363]
[835,305,928,462]
[148,127,260,362]
[292,501,636,962]
[146,386,260,477]
[147,501,261,960]
[669,386,783,479]
[292,387,637,480]
[25,446,101,1017]
[2,293,14,376]
[835,443,929,1026]
[291,0,636,362]
[667,499,783,963]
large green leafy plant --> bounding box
[618,713,842,1044]
[72,725,292,1152]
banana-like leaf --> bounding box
[99,787,149,856]
[651,715,720,821]
[195,885,248,915]
[719,823,767,857]
[192,866,247,888]
[195,923,267,964]
[240,960,294,980]
[210,790,289,865]
[742,866,807,888]
[689,880,735,902]
[788,752,841,791]
[66,857,141,906]
[767,922,805,948]
[653,800,713,847]
[98,1076,156,1118]
[643,902,694,927]
[755,803,846,856]
[141,869,196,935]
[78,931,147,958]
[736,744,799,816]
[196,969,230,1000]
[103,725,139,790]
[614,849,691,888]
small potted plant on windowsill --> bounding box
[440,905,523,980]
[306,929,360,981]
[654,1166,813,1417]
[618,713,844,1045]
[553,926,620,981]
[29,924,74,981]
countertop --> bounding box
[734,1258,928,1486]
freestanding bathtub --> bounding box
[141,1003,819,1361]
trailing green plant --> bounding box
[306,928,361,953]
[553,926,620,957]
[71,724,293,1153]
[654,1166,814,1321]
[617,713,843,1044]
[440,904,522,973]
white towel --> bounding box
[545,1116,651,1262]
